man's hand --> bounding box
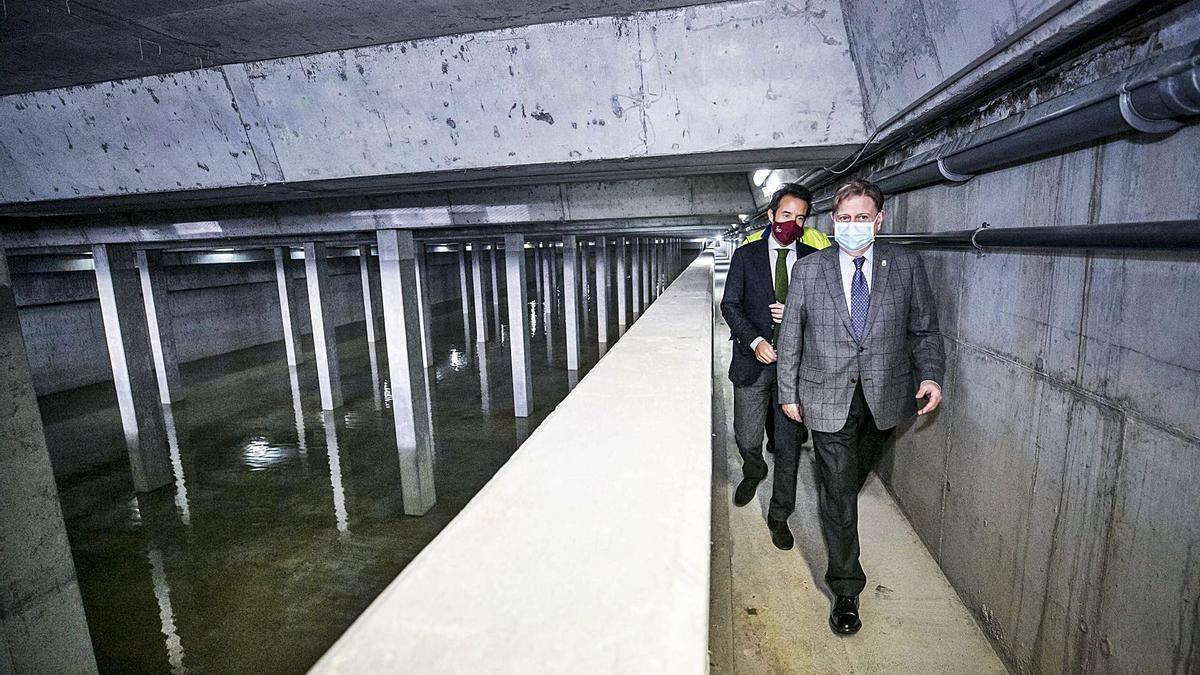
[754,341,777,364]
[770,302,785,324]
[916,381,942,415]
[782,403,804,423]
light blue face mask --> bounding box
[834,220,876,252]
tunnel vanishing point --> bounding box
[1,1,1199,673]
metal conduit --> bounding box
[809,41,1200,213]
[876,219,1200,251]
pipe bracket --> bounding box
[937,156,974,183]
[1119,85,1183,134]
[970,222,990,251]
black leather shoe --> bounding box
[767,518,794,550]
[829,595,862,635]
[733,477,761,507]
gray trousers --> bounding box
[732,363,807,521]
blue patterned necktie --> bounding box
[851,256,869,342]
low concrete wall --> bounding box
[311,254,714,674]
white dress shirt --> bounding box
[749,232,798,350]
[838,244,874,312]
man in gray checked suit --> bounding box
[777,179,945,636]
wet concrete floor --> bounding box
[41,287,625,674]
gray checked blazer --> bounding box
[776,243,945,433]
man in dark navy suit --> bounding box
[720,183,819,550]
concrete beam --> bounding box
[377,230,437,515]
[93,243,172,492]
[0,1,863,210]
[504,234,533,417]
[0,240,99,674]
[304,242,344,410]
[135,250,183,404]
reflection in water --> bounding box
[527,300,539,338]
[161,405,191,527]
[368,340,383,412]
[567,369,579,391]
[477,345,492,413]
[147,546,188,675]
[598,341,609,358]
[241,437,291,471]
[448,348,469,372]
[288,366,308,465]
[321,413,350,535]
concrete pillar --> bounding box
[0,242,99,675]
[273,247,305,366]
[541,243,553,318]
[135,250,183,404]
[377,229,437,516]
[414,242,435,370]
[457,247,473,344]
[303,242,344,411]
[562,235,581,371]
[641,238,652,306]
[504,234,534,418]
[550,245,560,309]
[616,237,628,329]
[631,237,642,317]
[595,236,609,346]
[533,245,544,321]
[471,242,489,342]
[489,245,501,339]
[93,243,172,492]
[579,244,591,341]
[358,245,378,343]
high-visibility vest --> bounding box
[740,226,832,250]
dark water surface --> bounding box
[42,289,624,674]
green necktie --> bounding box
[772,248,789,344]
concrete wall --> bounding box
[874,122,1200,674]
[838,0,1145,130]
[13,252,466,395]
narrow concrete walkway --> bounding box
[710,257,1008,675]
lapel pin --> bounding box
[881,259,887,267]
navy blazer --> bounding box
[720,237,820,386]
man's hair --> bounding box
[767,183,814,215]
[832,179,884,214]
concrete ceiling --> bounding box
[0,0,714,95]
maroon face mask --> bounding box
[771,219,802,246]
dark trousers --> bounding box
[811,383,893,597]
[732,364,808,521]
